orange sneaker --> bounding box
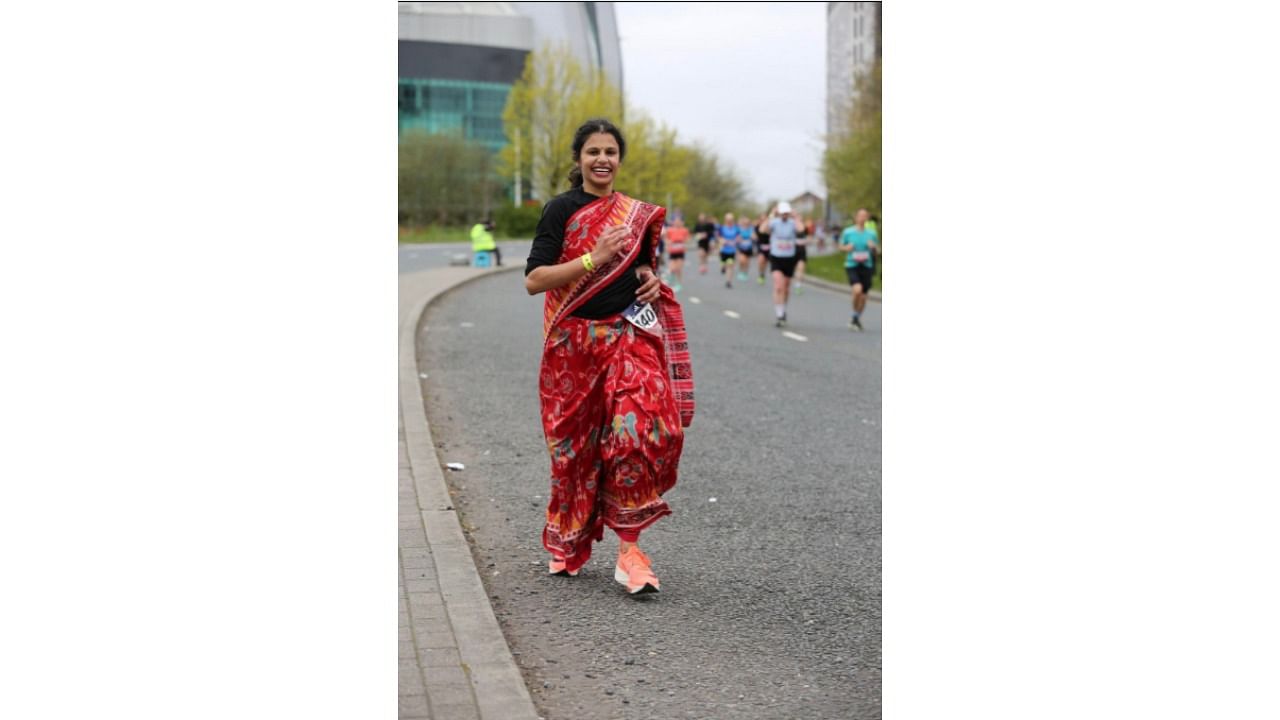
[614,546,660,594]
[549,556,579,577]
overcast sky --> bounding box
[614,1,828,207]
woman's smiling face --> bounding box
[579,132,620,191]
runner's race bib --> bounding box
[852,251,871,262]
[623,300,661,334]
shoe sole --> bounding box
[614,566,659,594]
[549,560,580,577]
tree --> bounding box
[681,141,750,218]
[613,109,693,210]
[823,59,881,222]
[499,44,747,218]
[499,44,624,203]
[399,130,500,227]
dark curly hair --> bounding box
[566,118,627,188]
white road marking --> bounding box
[782,331,809,342]
[689,297,701,304]
[459,322,475,328]
[723,310,740,319]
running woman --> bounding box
[693,213,716,275]
[734,215,755,282]
[766,202,802,327]
[716,212,739,288]
[665,216,690,292]
[839,208,879,330]
[524,118,694,593]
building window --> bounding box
[424,85,466,114]
[472,88,508,116]
[400,84,417,113]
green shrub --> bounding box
[496,204,542,238]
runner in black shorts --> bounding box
[793,217,810,293]
[693,213,715,274]
[839,208,879,331]
[845,263,874,291]
[765,202,803,327]
[771,255,799,278]
[754,213,771,284]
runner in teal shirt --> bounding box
[839,209,879,331]
[841,225,877,268]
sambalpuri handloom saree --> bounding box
[538,192,695,572]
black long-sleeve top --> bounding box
[524,187,651,319]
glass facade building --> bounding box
[398,4,534,151]
[398,78,511,151]
[398,2,623,201]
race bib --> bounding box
[852,251,871,262]
[623,300,661,334]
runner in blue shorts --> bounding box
[716,212,740,288]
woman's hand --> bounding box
[635,265,662,304]
[592,225,630,266]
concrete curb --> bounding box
[399,264,538,720]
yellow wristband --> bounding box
[581,253,595,272]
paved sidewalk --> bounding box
[398,266,536,720]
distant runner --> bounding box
[693,213,716,275]
[734,215,755,283]
[665,216,690,292]
[766,202,802,327]
[793,215,811,293]
[839,208,879,331]
[754,212,771,284]
[716,212,740,288]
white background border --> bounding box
[1,2,1277,717]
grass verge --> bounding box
[804,252,882,292]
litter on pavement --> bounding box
[446,462,465,471]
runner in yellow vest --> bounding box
[470,217,501,266]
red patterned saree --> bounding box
[538,192,695,572]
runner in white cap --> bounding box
[763,202,803,327]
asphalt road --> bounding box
[399,241,533,274]
[418,259,881,719]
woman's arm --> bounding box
[525,225,630,295]
[524,254,594,295]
